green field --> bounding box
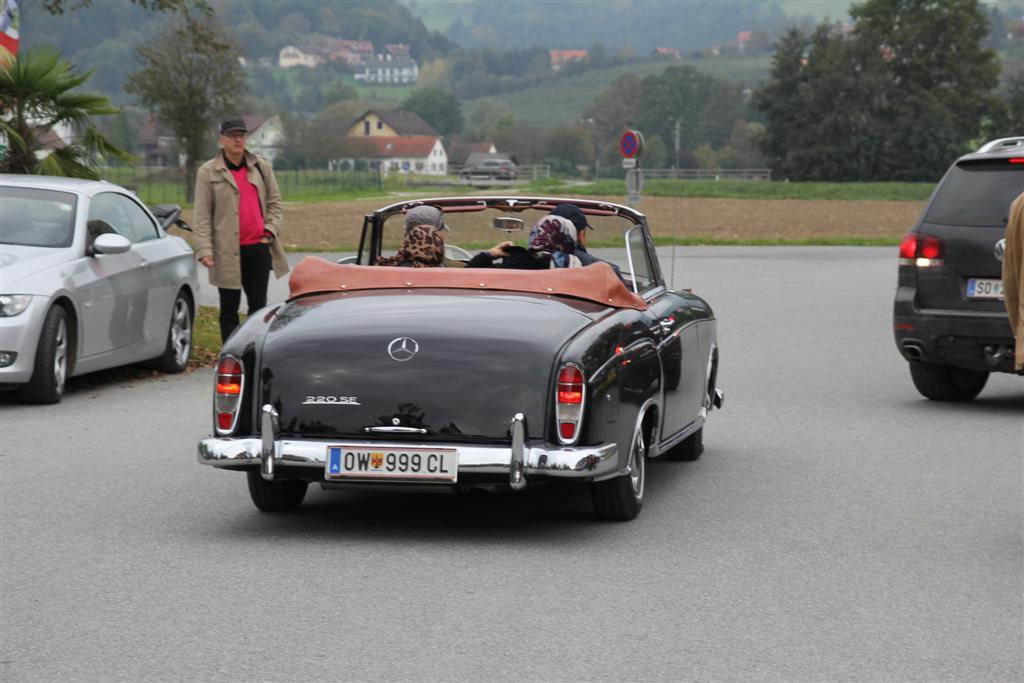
[465,57,772,127]
[547,179,934,202]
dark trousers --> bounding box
[218,242,271,342]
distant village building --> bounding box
[138,119,178,166]
[32,123,72,162]
[278,45,326,68]
[549,49,588,71]
[327,39,375,65]
[447,141,497,166]
[353,55,419,84]
[384,43,411,58]
[736,31,752,55]
[650,47,681,61]
[346,110,438,138]
[242,115,286,162]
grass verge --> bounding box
[191,306,224,368]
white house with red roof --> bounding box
[341,135,447,176]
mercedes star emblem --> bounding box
[387,337,419,362]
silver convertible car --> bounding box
[0,175,198,403]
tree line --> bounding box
[754,0,1024,182]
[5,0,1022,188]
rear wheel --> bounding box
[246,471,308,512]
[149,291,192,373]
[908,361,988,402]
[21,306,70,404]
[590,421,646,521]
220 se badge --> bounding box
[197,196,724,521]
[302,395,360,405]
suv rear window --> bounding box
[925,162,1024,227]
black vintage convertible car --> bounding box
[197,197,723,521]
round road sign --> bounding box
[620,129,643,158]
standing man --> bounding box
[194,118,289,342]
[1003,192,1024,373]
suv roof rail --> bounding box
[977,137,1024,154]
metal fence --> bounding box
[99,165,384,205]
[631,168,772,181]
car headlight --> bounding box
[0,295,32,317]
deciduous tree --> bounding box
[125,12,248,200]
[755,0,1001,181]
[401,87,464,136]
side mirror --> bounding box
[92,233,131,255]
[493,217,525,233]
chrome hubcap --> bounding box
[171,299,192,366]
[629,428,645,499]
[53,318,67,395]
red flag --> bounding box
[0,0,20,64]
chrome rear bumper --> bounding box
[197,412,618,489]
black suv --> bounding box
[893,137,1024,401]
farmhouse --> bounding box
[278,45,327,68]
[549,49,588,71]
[353,56,419,84]
[346,110,438,138]
[339,135,447,176]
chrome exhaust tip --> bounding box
[983,345,1011,367]
[901,341,925,361]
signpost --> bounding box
[620,129,644,206]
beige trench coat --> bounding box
[1002,192,1024,372]
[193,150,289,289]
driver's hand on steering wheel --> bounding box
[488,241,514,258]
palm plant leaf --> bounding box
[1,46,130,177]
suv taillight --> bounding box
[214,354,244,434]
[899,233,944,267]
[556,364,585,444]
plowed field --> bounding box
[184,195,924,249]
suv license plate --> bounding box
[325,446,458,482]
[966,278,1004,299]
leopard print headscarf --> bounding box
[377,224,445,268]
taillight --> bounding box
[556,364,585,444]
[898,233,944,267]
[214,354,244,434]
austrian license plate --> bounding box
[325,446,458,482]
[966,278,1004,300]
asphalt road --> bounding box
[2,247,1022,682]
